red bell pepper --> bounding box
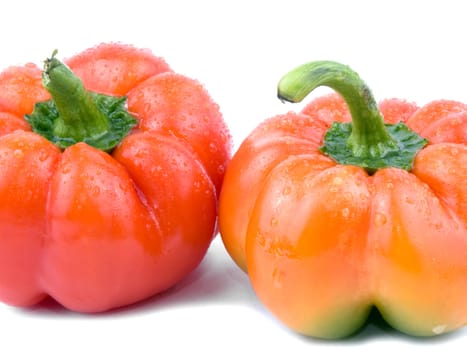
[0,43,231,312]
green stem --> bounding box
[278,61,395,158]
[277,61,427,173]
[43,51,111,142]
[26,51,137,152]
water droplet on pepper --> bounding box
[374,212,388,226]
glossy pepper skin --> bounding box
[0,43,231,312]
[219,61,466,338]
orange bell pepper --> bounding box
[0,43,231,312]
[219,61,466,338]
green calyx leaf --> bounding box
[320,121,428,174]
[26,93,136,152]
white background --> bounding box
[0,0,466,349]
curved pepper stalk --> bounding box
[278,61,428,173]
